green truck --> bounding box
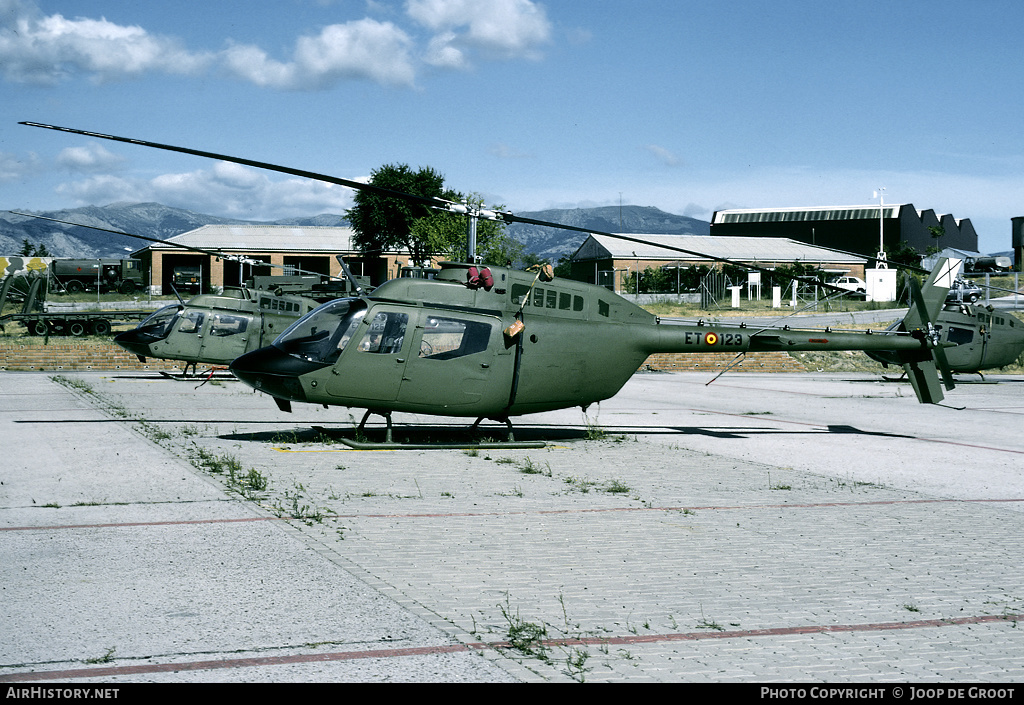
[50,258,144,295]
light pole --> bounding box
[873,187,887,268]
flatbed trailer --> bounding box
[0,271,152,337]
[1,309,152,336]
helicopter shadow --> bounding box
[665,424,917,441]
[218,422,592,447]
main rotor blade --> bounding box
[18,121,872,295]
[19,122,444,211]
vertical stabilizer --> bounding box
[898,258,962,403]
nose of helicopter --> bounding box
[112,329,153,359]
[229,345,324,402]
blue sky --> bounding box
[2,0,1022,254]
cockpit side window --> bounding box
[418,317,491,360]
[947,327,974,345]
[357,312,408,354]
[210,314,248,337]
[177,311,204,334]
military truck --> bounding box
[50,258,144,295]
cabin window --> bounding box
[177,311,204,334]
[559,292,571,310]
[357,312,408,354]
[533,287,544,307]
[511,284,530,306]
[210,314,248,337]
[418,317,491,360]
[573,296,584,312]
[598,300,610,317]
[947,327,974,345]
[546,290,557,308]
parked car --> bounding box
[828,276,867,297]
[946,279,984,304]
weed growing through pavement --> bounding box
[517,457,552,476]
[270,482,326,525]
[84,647,116,664]
[697,604,724,631]
[499,594,549,659]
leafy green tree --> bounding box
[886,240,923,269]
[346,163,449,265]
[346,165,509,265]
[926,226,945,255]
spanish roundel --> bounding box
[705,332,718,345]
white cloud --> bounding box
[0,0,212,84]
[55,162,355,220]
[56,143,125,173]
[645,144,682,167]
[1,0,550,88]
[223,19,416,89]
[406,0,552,65]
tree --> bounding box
[19,238,50,257]
[346,164,509,265]
[886,240,923,269]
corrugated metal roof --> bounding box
[712,205,903,224]
[576,234,866,264]
[146,224,358,252]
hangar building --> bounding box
[570,233,866,293]
[710,204,978,262]
[132,224,416,294]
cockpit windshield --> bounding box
[134,305,183,340]
[273,298,367,365]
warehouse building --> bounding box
[570,233,866,293]
[710,204,978,262]
[132,224,418,294]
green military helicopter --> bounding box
[11,211,366,379]
[23,121,971,444]
[867,300,1024,379]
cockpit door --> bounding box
[198,312,257,364]
[325,305,412,404]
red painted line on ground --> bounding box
[4,497,1023,532]
[0,515,278,532]
[2,613,1019,682]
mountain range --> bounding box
[0,202,710,262]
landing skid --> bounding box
[314,411,547,450]
[881,372,994,384]
[159,364,234,384]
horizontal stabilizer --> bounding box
[903,359,944,405]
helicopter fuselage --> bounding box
[868,303,1024,373]
[229,262,947,418]
[114,289,321,366]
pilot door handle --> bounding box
[397,358,406,363]
[481,363,490,368]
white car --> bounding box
[828,276,867,295]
